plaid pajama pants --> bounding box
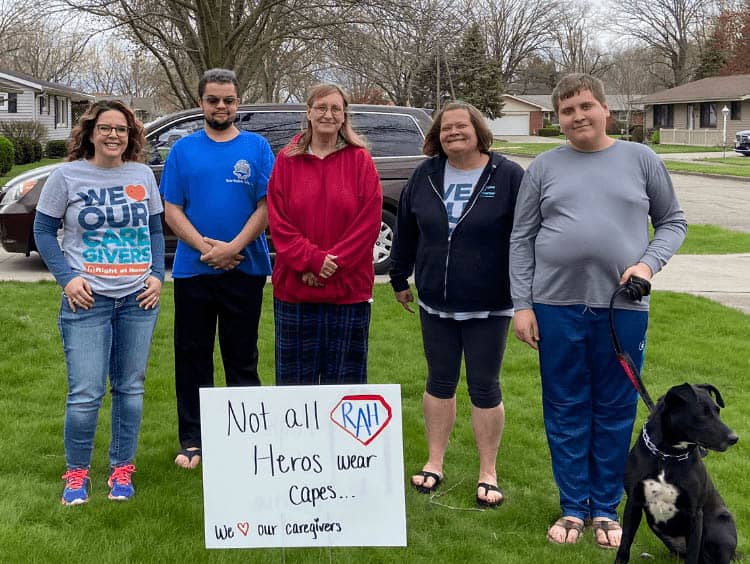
[273,299,371,385]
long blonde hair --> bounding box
[285,83,367,156]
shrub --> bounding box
[651,129,660,144]
[538,126,561,137]
[0,120,48,143]
[12,137,43,165]
[606,119,625,135]
[629,124,644,144]
[0,135,14,175]
[31,139,43,161]
[46,140,67,158]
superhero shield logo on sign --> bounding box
[329,395,393,446]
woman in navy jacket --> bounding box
[389,101,523,508]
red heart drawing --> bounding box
[237,522,250,536]
[125,184,146,201]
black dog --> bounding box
[615,383,739,564]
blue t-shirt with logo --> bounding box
[160,129,274,278]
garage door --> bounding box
[486,114,529,136]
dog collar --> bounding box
[642,425,693,462]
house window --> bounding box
[56,97,68,126]
[699,103,717,128]
[1,92,19,113]
[653,104,673,128]
[39,96,45,115]
[730,101,741,120]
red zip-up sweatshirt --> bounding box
[267,139,382,304]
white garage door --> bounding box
[486,114,529,136]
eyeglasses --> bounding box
[311,104,344,116]
[202,96,239,106]
[96,124,130,136]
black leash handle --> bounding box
[609,276,656,413]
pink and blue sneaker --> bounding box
[61,468,90,506]
[108,464,136,501]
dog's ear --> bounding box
[696,384,725,408]
[665,383,695,407]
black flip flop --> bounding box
[411,470,443,494]
[175,447,202,468]
[476,482,504,508]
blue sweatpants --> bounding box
[534,303,648,522]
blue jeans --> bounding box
[58,290,158,469]
[534,303,647,522]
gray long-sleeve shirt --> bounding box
[510,140,687,311]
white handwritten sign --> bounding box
[200,384,406,548]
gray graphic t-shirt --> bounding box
[443,162,483,234]
[37,159,163,298]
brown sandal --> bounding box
[548,517,584,544]
[592,518,622,549]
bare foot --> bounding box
[548,517,584,544]
[410,466,443,492]
[174,447,201,469]
[476,482,504,506]
[593,518,622,548]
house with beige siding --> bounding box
[637,74,750,146]
[487,94,644,137]
[0,69,93,142]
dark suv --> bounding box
[0,103,431,274]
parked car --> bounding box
[0,103,431,274]
[734,130,750,156]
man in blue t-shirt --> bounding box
[160,68,274,469]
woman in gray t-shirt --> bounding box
[33,100,165,506]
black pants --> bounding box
[420,308,510,409]
[173,271,265,449]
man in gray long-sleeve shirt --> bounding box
[509,74,686,548]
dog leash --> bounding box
[608,276,656,413]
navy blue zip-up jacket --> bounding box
[389,151,523,312]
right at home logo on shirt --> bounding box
[77,185,151,277]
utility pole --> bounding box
[436,48,441,113]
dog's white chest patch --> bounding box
[642,471,679,523]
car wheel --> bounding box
[373,209,396,275]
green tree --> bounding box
[410,50,456,110]
[452,23,504,118]
[514,56,559,94]
[694,35,728,79]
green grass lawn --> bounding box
[0,283,747,563]
[492,141,750,177]
[650,144,724,154]
[674,224,750,254]
[662,157,750,178]
[0,158,63,186]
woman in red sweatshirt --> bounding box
[267,83,382,385]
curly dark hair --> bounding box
[66,100,146,163]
